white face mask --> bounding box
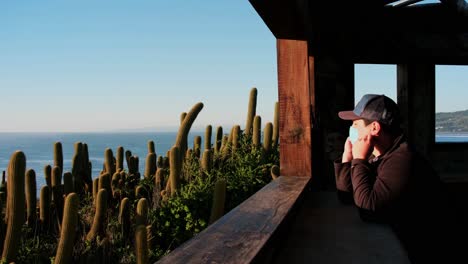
[349,126,359,144]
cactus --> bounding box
[193,136,202,158]
[169,146,181,196]
[174,102,204,161]
[209,178,226,225]
[92,178,99,201]
[119,197,130,239]
[146,225,154,251]
[252,115,262,148]
[25,169,37,227]
[263,122,273,154]
[245,87,258,136]
[271,165,280,180]
[201,149,213,172]
[87,189,108,241]
[147,140,155,154]
[214,126,223,153]
[232,125,241,153]
[273,102,279,147]
[111,172,120,196]
[104,148,115,176]
[144,153,156,178]
[135,185,147,200]
[220,135,228,153]
[156,156,164,169]
[185,149,193,160]
[98,173,111,202]
[136,198,148,226]
[125,150,132,170]
[154,168,163,191]
[54,142,63,175]
[180,112,187,125]
[116,146,124,173]
[63,172,73,195]
[2,151,26,263]
[44,165,52,188]
[39,185,51,231]
[135,225,149,264]
[71,142,84,193]
[0,171,6,202]
[55,193,79,264]
[205,125,212,150]
[51,166,63,223]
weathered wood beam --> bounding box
[156,176,310,264]
[277,39,312,177]
[397,64,435,158]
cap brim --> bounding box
[338,111,361,120]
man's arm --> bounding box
[350,152,411,211]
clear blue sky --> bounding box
[1,1,466,132]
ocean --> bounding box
[1,132,467,197]
[0,132,206,197]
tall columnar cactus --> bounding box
[232,125,241,153]
[135,225,149,264]
[1,151,26,263]
[174,102,204,161]
[25,169,37,227]
[63,172,73,196]
[193,136,202,158]
[154,168,163,191]
[111,172,121,197]
[209,178,226,225]
[214,126,223,153]
[201,149,213,172]
[87,189,108,241]
[205,125,212,150]
[169,146,181,196]
[54,193,79,264]
[180,112,187,125]
[39,185,51,231]
[147,140,155,154]
[252,115,262,148]
[92,178,99,201]
[144,153,156,178]
[0,170,6,202]
[116,146,124,173]
[82,143,92,190]
[119,197,130,239]
[52,166,63,222]
[125,150,132,170]
[245,87,258,136]
[53,142,63,176]
[135,185,147,200]
[104,148,115,177]
[136,198,148,226]
[220,135,228,153]
[44,164,52,188]
[156,156,164,169]
[263,122,273,154]
[271,165,280,180]
[98,173,111,202]
[146,225,154,251]
[71,143,84,194]
[273,102,279,147]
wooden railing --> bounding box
[156,176,311,264]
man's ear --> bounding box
[370,121,381,136]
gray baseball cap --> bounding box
[338,94,400,127]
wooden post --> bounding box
[397,64,435,158]
[277,39,312,177]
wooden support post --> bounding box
[397,64,435,158]
[277,39,312,177]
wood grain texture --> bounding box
[156,176,310,264]
[277,39,312,177]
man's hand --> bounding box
[352,134,373,160]
[342,138,353,163]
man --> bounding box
[334,94,463,263]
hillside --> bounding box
[436,109,468,132]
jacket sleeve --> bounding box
[351,152,411,212]
[334,159,352,192]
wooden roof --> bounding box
[249,0,468,64]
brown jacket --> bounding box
[334,134,464,263]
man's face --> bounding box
[352,119,373,140]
